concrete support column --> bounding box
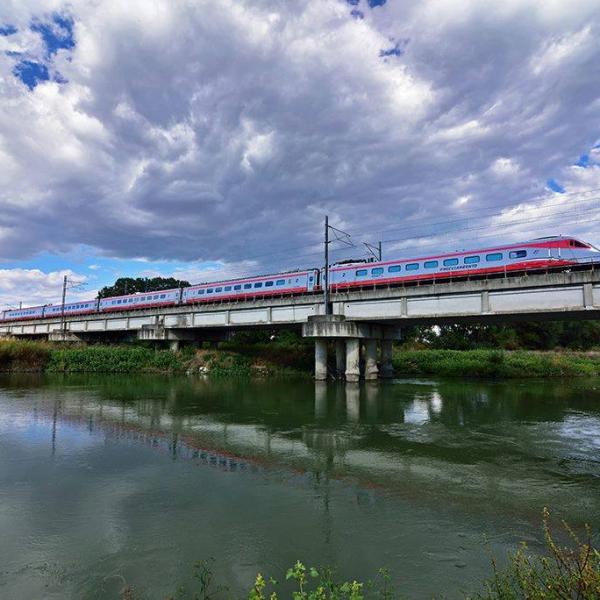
[345,339,360,382]
[169,340,180,352]
[364,339,379,380]
[335,340,346,379]
[314,339,328,381]
[380,339,394,379]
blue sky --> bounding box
[0,0,599,306]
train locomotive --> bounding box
[1,236,598,322]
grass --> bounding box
[393,349,600,378]
[0,339,310,376]
[119,509,599,599]
[0,339,51,371]
[2,339,600,378]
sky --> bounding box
[0,0,599,307]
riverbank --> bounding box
[0,339,310,376]
[393,348,600,378]
[1,339,600,377]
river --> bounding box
[0,374,599,599]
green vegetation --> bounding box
[2,338,600,378]
[0,339,51,371]
[98,276,190,298]
[474,508,599,600]
[393,349,600,378]
[0,338,309,376]
[120,510,599,599]
[47,345,183,373]
[410,321,600,351]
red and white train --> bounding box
[1,236,598,322]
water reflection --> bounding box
[0,374,599,599]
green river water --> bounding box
[0,374,599,599]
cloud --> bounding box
[0,268,93,308]
[490,157,521,178]
[0,0,598,290]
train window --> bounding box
[486,253,502,262]
[234,285,242,291]
[198,289,205,295]
[424,260,438,269]
[244,283,252,289]
[117,300,122,304]
[265,281,274,287]
[509,250,527,259]
[224,286,232,292]
[215,288,222,293]
[276,280,285,286]
[406,263,419,271]
[443,258,459,266]
[160,294,166,299]
[254,282,263,288]
[371,267,384,276]
[388,265,402,273]
[356,269,368,277]
[207,289,213,293]
[153,295,159,299]
[464,255,480,264]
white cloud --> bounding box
[0,269,93,308]
[531,26,593,75]
[490,157,521,177]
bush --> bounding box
[476,508,600,599]
[0,339,51,371]
[393,349,600,378]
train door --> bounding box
[307,271,316,292]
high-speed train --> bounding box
[1,236,598,322]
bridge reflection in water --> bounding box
[9,374,600,524]
[1,374,599,599]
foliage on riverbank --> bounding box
[0,339,51,371]
[47,345,183,373]
[393,349,600,378]
[119,509,599,599]
[2,338,600,378]
[0,338,309,376]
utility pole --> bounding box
[60,275,67,336]
[324,215,330,315]
[19,301,22,309]
[378,241,382,262]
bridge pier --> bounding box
[314,339,328,381]
[303,315,401,381]
[364,339,379,380]
[345,339,361,382]
[380,339,394,379]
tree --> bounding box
[98,277,190,299]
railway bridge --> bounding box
[2,269,599,381]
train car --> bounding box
[182,269,319,304]
[44,300,98,318]
[98,288,181,312]
[0,304,46,321]
[329,237,600,290]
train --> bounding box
[1,236,599,322]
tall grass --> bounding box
[0,339,51,371]
[47,345,183,373]
[394,349,600,378]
